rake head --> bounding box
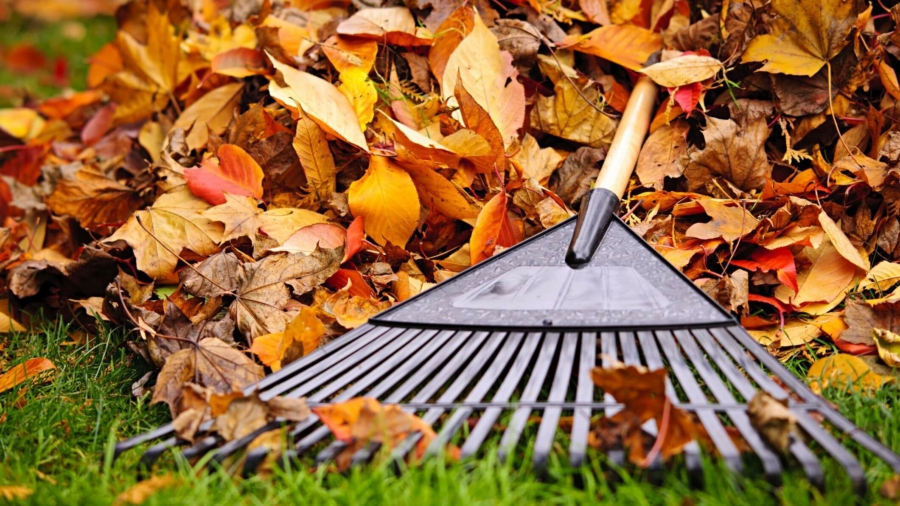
[114,218,900,494]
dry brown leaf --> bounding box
[46,167,142,229]
[747,392,795,454]
[683,117,771,192]
[115,476,179,505]
[636,119,689,189]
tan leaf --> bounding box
[859,261,900,292]
[105,188,223,279]
[293,111,337,201]
[46,167,142,229]
[0,357,55,394]
[818,211,869,270]
[115,476,180,506]
[639,54,723,88]
[747,392,795,454]
[173,82,243,152]
[685,199,760,243]
[636,119,689,189]
[683,117,771,192]
[442,14,525,147]
[268,56,369,153]
[336,7,433,46]
[511,134,564,186]
[325,288,391,329]
[203,195,329,247]
[774,238,860,306]
[748,320,823,348]
[841,299,900,346]
[348,156,420,247]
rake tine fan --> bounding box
[113,77,900,494]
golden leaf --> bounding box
[348,156,420,247]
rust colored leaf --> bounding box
[0,358,55,394]
[46,167,142,229]
[470,190,522,264]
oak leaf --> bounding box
[348,156,420,247]
[741,0,857,76]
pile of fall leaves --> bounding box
[3,0,900,474]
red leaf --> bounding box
[345,216,365,261]
[326,268,375,298]
[731,247,798,294]
[0,145,44,185]
[211,48,267,78]
[81,103,116,146]
[834,338,877,356]
[669,82,702,113]
[185,144,265,205]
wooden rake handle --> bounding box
[565,75,658,268]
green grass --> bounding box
[2,323,900,505]
[0,15,117,103]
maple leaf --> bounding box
[202,194,329,247]
[251,307,325,371]
[185,144,265,206]
[682,116,771,192]
[105,188,223,279]
[101,2,181,124]
[741,0,857,77]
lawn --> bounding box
[1,320,900,505]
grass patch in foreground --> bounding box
[1,322,900,505]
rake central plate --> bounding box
[452,265,669,311]
[373,217,733,330]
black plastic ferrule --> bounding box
[565,188,620,269]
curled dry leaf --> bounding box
[747,392,796,454]
[46,167,142,229]
[0,357,56,394]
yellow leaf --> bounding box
[338,68,378,131]
[442,14,525,147]
[293,111,337,201]
[685,199,760,243]
[138,121,165,163]
[511,134,564,186]
[807,354,893,395]
[818,211,869,270]
[530,57,617,149]
[251,308,325,371]
[257,208,330,245]
[748,320,823,348]
[860,261,900,293]
[741,0,857,76]
[873,328,900,368]
[638,54,723,88]
[268,56,370,153]
[173,82,244,152]
[0,299,25,333]
[0,486,33,501]
[775,238,860,306]
[115,475,180,505]
[105,188,223,279]
[348,156,420,247]
[0,108,44,140]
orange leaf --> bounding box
[348,156,420,247]
[561,25,662,71]
[429,6,475,82]
[685,199,760,243]
[321,35,378,75]
[211,48,267,78]
[470,191,522,264]
[185,144,265,206]
[272,223,347,256]
[326,268,376,298]
[313,397,372,442]
[346,216,365,260]
[0,358,56,394]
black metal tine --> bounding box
[693,330,826,485]
[180,435,222,461]
[351,442,382,467]
[794,411,867,495]
[636,331,702,483]
[278,331,477,469]
[297,331,484,469]
[424,333,523,459]
[139,437,179,471]
[533,333,578,470]
[680,330,783,484]
[205,328,424,468]
[722,326,900,474]
[254,324,387,392]
[461,332,542,459]
[569,332,596,468]
[708,328,789,400]
[390,332,510,463]
[658,331,742,473]
[497,333,559,464]
[260,326,404,400]
[114,422,180,459]
[599,332,626,468]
